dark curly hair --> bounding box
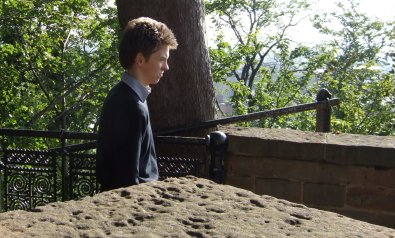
[119,17,178,70]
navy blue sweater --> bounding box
[96,81,158,191]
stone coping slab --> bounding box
[220,125,395,148]
[221,126,395,166]
[0,177,394,237]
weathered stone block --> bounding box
[227,155,319,182]
[225,175,255,191]
[346,186,395,212]
[228,136,325,162]
[226,155,255,177]
[324,144,395,167]
[255,178,302,203]
[248,157,318,181]
[303,182,346,207]
[309,164,370,185]
[328,207,395,229]
[369,167,395,188]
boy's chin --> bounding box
[152,78,161,85]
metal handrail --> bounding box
[0,128,97,140]
[0,128,208,150]
[47,136,208,153]
[155,98,340,135]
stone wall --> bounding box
[221,125,395,229]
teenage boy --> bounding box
[96,17,178,191]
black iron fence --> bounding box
[0,129,227,212]
[0,88,339,212]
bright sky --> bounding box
[289,0,395,45]
[326,0,394,20]
[205,0,394,46]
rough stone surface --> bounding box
[221,125,395,167]
[220,125,395,148]
[0,177,394,237]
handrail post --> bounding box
[208,131,228,184]
[316,88,332,133]
[60,131,70,201]
[0,160,3,212]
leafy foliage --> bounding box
[311,1,395,135]
[206,0,395,135]
[0,0,121,136]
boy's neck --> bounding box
[127,68,148,87]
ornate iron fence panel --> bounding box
[69,152,99,200]
[157,156,201,180]
[2,149,58,211]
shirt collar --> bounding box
[121,72,151,102]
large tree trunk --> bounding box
[116,0,215,136]
[116,0,216,178]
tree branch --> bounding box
[26,61,111,127]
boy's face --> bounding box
[138,45,170,86]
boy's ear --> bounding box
[135,52,145,66]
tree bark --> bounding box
[116,0,215,136]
